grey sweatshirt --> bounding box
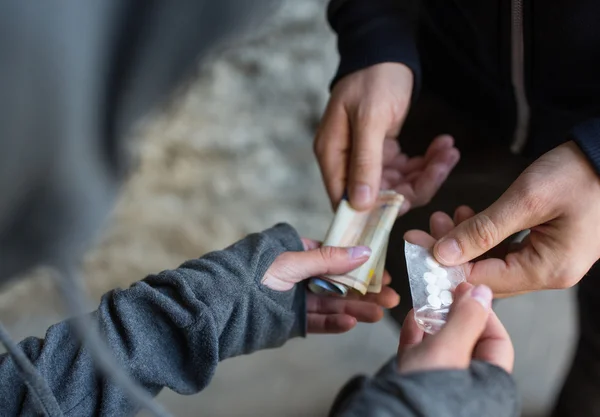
[0,2,519,415]
[0,224,519,416]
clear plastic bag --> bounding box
[405,241,466,334]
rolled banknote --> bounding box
[308,191,404,296]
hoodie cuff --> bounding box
[571,118,600,176]
[328,0,421,100]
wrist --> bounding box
[569,118,600,177]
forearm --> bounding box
[327,0,421,91]
[331,358,520,417]
[0,223,306,416]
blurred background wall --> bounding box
[0,1,578,416]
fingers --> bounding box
[347,115,387,210]
[404,230,436,248]
[427,207,477,241]
[424,134,456,158]
[263,246,371,291]
[429,211,455,240]
[382,138,400,165]
[473,310,514,373]
[343,285,400,309]
[391,135,459,208]
[314,100,350,209]
[427,283,493,367]
[381,169,402,190]
[462,247,543,296]
[433,189,539,266]
[307,294,384,323]
[453,205,476,225]
[411,142,460,207]
[307,313,357,334]
[398,310,424,355]
[301,238,321,251]
[397,284,499,374]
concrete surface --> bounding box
[0,1,579,416]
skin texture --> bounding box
[262,240,400,334]
[430,141,600,298]
[399,209,514,374]
[397,284,513,375]
[314,63,460,213]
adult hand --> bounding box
[398,282,513,375]
[314,63,459,213]
[381,135,460,215]
[431,141,600,297]
[263,239,400,334]
[400,208,513,373]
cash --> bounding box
[308,191,404,296]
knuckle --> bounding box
[356,102,387,125]
[467,214,499,251]
[521,191,546,215]
[353,149,375,171]
[318,245,338,262]
[511,180,550,216]
[550,266,581,289]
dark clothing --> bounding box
[383,90,597,417]
[327,2,600,415]
[327,0,600,172]
[0,1,520,415]
[0,224,519,416]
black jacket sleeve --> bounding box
[327,0,421,93]
[571,118,600,175]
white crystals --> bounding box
[436,276,452,290]
[426,283,441,296]
[440,290,453,306]
[427,294,442,309]
[431,266,448,278]
[423,272,438,285]
[406,241,467,334]
[422,255,452,308]
[425,255,440,269]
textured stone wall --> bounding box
[0,0,337,328]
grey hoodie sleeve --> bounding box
[330,358,520,417]
[0,223,306,416]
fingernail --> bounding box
[471,285,493,309]
[436,238,461,263]
[349,246,371,259]
[353,184,371,208]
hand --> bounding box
[381,136,460,215]
[400,209,513,374]
[431,141,600,297]
[263,239,400,334]
[314,63,459,212]
[397,282,513,374]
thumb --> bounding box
[262,246,371,290]
[347,115,387,210]
[429,283,493,367]
[433,191,535,265]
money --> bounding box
[308,191,404,296]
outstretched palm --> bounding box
[380,135,460,215]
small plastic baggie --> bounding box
[405,241,466,334]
